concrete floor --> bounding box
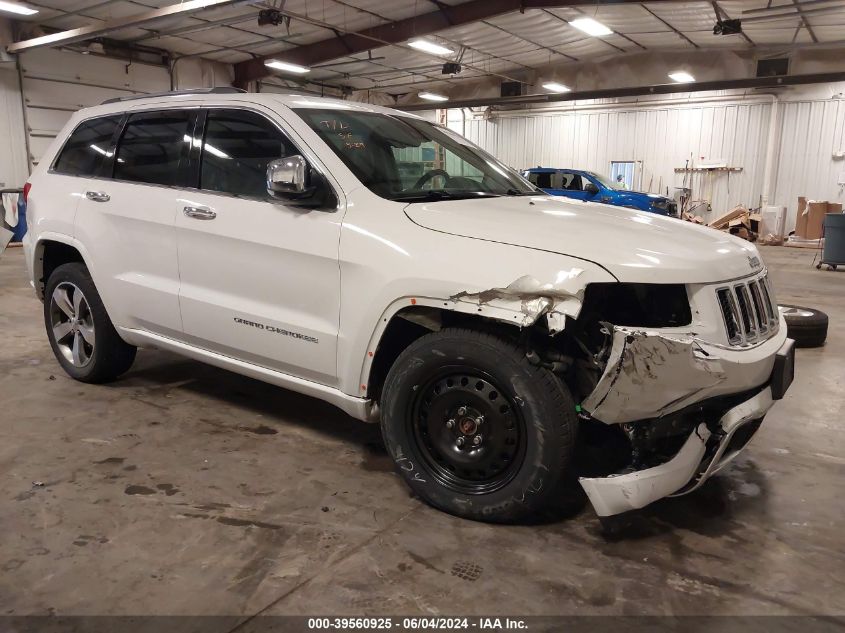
[0,245,843,618]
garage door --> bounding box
[19,48,170,168]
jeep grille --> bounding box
[716,273,778,346]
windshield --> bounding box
[588,171,626,191]
[294,108,539,202]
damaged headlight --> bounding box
[579,283,692,328]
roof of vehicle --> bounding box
[79,90,425,121]
[524,167,589,174]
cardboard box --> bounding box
[806,201,828,240]
[795,197,808,237]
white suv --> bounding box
[22,89,794,524]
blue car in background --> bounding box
[523,167,678,217]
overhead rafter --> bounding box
[789,0,820,43]
[233,0,685,88]
[641,5,699,49]
[6,0,247,53]
[398,71,845,110]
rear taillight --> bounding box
[22,182,31,203]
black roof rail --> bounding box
[101,87,246,105]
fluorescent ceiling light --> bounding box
[408,39,455,56]
[419,92,448,102]
[542,82,571,93]
[0,1,38,15]
[264,59,310,74]
[569,17,613,37]
[669,71,695,83]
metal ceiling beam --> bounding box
[398,71,845,110]
[233,0,684,87]
[789,0,820,44]
[6,0,246,53]
[641,5,699,49]
[742,4,845,23]
[743,0,841,16]
[238,5,532,87]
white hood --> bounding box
[404,195,762,284]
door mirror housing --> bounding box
[584,182,600,196]
[267,155,336,209]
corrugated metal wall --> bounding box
[454,99,774,221]
[451,89,845,231]
[774,98,845,227]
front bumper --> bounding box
[579,337,794,517]
[581,321,789,425]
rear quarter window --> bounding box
[52,115,122,177]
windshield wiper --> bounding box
[505,188,541,196]
[391,190,499,202]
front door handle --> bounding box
[85,191,110,203]
[183,206,217,220]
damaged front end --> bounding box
[417,271,793,518]
[573,303,793,517]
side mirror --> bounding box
[584,183,599,196]
[267,155,336,209]
[267,155,308,196]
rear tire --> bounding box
[779,304,828,348]
[380,328,577,523]
[44,262,136,383]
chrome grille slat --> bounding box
[735,284,757,341]
[749,281,768,334]
[715,272,778,346]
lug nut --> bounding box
[476,415,484,425]
[456,437,465,448]
[473,435,482,446]
[446,419,455,429]
[457,406,467,416]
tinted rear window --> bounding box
[114,112,192,187]
[53,116,122,177]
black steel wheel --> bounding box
[380,328,578,523]
[410,370,526,495]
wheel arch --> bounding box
[362,295,575,404]
[34,236,94,301]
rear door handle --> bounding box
[183,205,217,220]
[85,191,110,202]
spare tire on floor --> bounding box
[779,304,829,348]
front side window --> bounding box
[114,112,192,186]
[560,172,580,190]
[53,115,122,177]
[588,171,624,191]
[200,110,294,198]
[295,108,537,202]
[528,171,558,189]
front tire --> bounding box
[44,262,136,383]
[380,328,577,523]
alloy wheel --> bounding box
[49,282,95,367]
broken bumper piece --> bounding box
[581,322,789,425]
[579,386,776,517]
